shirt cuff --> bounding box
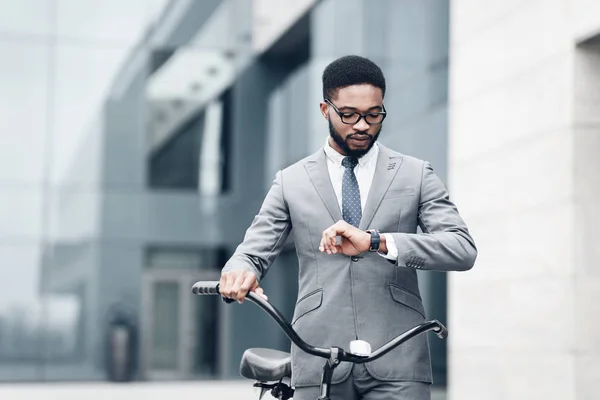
[378,233,398,261]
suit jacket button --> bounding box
[351,256,359,262]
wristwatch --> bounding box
[367,229,381,252]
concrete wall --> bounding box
[448,1,600,398]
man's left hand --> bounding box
[319,220,370,256]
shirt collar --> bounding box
[323,137,379,167]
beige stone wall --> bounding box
[448,1,600,398]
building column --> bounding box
[448,1,600,399]
[572,37,600,399]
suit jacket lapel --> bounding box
[304,150,343,223]
[359,145,403,230]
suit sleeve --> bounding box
[221,170,292,283]
[389,161,477,271]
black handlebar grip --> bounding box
[191,281,236,304]
[434,323,448,339]
[191,281,220,295]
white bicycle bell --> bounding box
[349,339,372,356]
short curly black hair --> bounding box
[322,55,386,100]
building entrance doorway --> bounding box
[141,248,222,380]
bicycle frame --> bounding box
[192,281,447,400]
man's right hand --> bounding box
[219,270,268,303]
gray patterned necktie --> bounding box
[341,156,362,227]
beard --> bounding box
[328,119,381,158]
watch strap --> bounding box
[368,229,381,252]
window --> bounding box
[147,88,232,193]
[148,110,204,190]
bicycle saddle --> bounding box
[240,348,292,382]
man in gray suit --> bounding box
[219,55,477,400]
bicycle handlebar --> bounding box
[191,281,448,363]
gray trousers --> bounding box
[293,363,431,400]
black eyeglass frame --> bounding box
[325,98,387,125]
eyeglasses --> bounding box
[325,99,387,125]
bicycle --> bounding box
[192,281,448,400]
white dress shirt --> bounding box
[323,139,398,261]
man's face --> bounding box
[320,84,385,158]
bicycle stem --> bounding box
[318,347,341,400]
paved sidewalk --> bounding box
[0,381,447,399]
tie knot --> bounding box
[342,156,359,169]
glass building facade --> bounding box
[0,0,451,387]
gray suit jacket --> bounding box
[222,143,477,387]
